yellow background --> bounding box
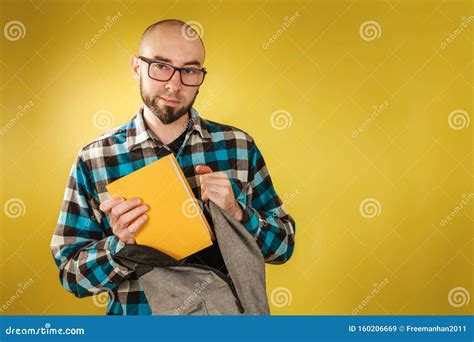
[0,0,472,315]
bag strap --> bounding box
[113,244,182,276]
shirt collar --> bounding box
[189,107,212,141]
[127,106,211,151]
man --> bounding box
[50,19,296,315]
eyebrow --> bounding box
[152,55,202,67]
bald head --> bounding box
[139,19,205,64]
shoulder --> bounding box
[76,118,132,164]
[201,117,256,146]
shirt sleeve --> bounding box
[235,140,296,264]
[50,152,132,298]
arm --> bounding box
[50,153,131,298]
[236,141,296,264]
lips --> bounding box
[159,96,180,104]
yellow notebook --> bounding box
[106,154,214,260]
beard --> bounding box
[139,79,198,125]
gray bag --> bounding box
[113,201,270,315]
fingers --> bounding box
[197,169,232,204]
[200,178,229,190]
[99,197,124,214]
[201,184,218,202]
[127,215,149,234]
[201,183,229,195]
[201,188,228,210]
[195,165,213,174]
[201,189,209,202]
[99,197,149,245]
[110,198,143,218]
[199,172,228,181]
[198,173,229,195]
[116,204,149,229]
[201,185,229,202]
[117,230,136,245]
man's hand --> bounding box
[195,165,244,222]
[99,197,149,244]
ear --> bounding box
[129,55,140,81]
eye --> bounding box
[183,68,196,75]
[154,63,171,70]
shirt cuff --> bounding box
[236,199,267,236]
[107,235,131,277]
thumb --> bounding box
[195,165,213,175]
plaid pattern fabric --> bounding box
[50,107,296,315]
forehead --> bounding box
[140,25,205,66]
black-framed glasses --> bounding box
[138,56,207,87]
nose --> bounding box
[165,69,183,93]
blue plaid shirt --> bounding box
[50,107,296,315]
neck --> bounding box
[143,106,191,145]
